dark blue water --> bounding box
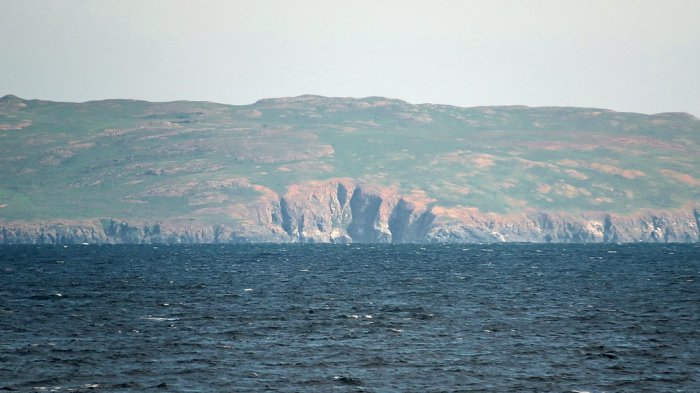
[1,244,699,392]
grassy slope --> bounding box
[1,94,699,223]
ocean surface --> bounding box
[0,243,698,392]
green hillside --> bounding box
[1,94,699,224]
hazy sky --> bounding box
[1,0,699,115]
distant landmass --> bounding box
[1,94,698,243]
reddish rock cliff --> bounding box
[1,179,698,244]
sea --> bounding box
[0,243,698,392]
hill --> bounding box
[1,94,699,243]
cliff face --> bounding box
[1,180,697,244]
[426,208,700,243]
[244,179,436,244]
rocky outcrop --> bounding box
[425,208,699,243]
[1,181,698,244]
[272,179,434,243]
[1,220,107,244]
[0,219,290,245]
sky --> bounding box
[1,0,699,115]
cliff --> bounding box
[2,179,698,244]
